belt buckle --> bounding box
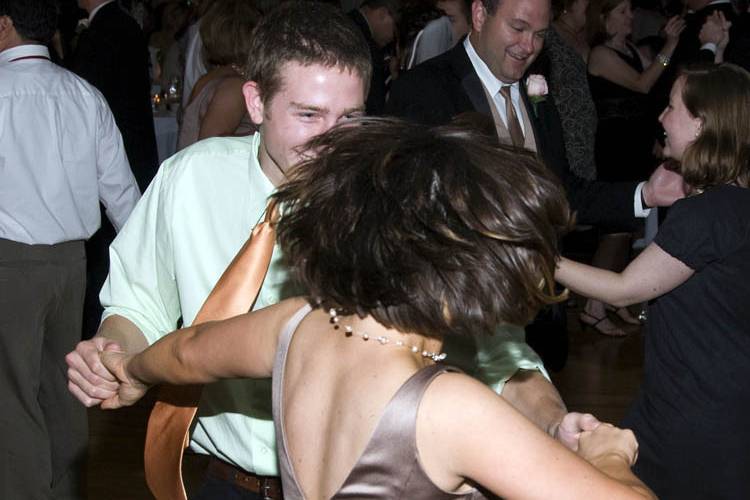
[261,480,272,500]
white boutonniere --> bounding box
[526,74,548,112]
[75,18,90,35]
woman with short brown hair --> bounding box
[557,64,750,498]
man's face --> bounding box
[370,6,397,47]
[470,0,550,84]
[244,62,367,186]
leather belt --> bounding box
[206,458,283,499]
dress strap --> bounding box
[271,302,314,500]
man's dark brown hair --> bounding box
[245,1,372,103]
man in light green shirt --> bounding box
[65,2,596,497]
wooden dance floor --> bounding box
[86,301,646,499]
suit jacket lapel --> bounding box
[446,43,492,117]
[461,72,491,117]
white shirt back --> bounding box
[0,44,140,245]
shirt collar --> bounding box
[463,36,520,97]
[688,0,730,13]
[0,44,50,65]
[89,0,115,22]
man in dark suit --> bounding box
[676,0,750,70]
[71,0,158,338]
[348,0,400,115]
[71,0,158,191]
[388,0,685,232]
[388,0,687,370]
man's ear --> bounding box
[471,0,487,33]
[242,81,265,126]
[0,15,14,41]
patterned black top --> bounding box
[545,27,597,180]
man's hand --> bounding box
[65,337,122,407]
[700,12,732,62]
[554,412,601,451]
[699,11,726,45]
[578,423,639,467]
[99,351,151,409]
[641,162,687,208]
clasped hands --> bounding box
[65,337,148,410]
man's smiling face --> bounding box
[470,0,550,84]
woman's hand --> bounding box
[99,351,151,409]
[578,423,639,467]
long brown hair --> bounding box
[680,64,750,190]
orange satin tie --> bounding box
[499,85,525,148]
[143,207,277,500]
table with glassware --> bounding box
[151,82,180,164]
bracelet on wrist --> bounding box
[656,53,670,67]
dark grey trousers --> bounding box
[0,238,88,500]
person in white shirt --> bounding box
[0,0,139,497]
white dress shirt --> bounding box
[0,44,140,245]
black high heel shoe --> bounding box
[605,305,641,325]
[579,311,627,337]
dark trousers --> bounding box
[0,238,88,499]
[191,476,266,500]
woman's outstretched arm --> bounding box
[420,374,656,499]
[99,297,308,408]
[555,242,694,307]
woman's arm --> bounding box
[198,76,249,140]
[555,242,694,307]
[420,374,655,499]
[99,297,307,409]
[588,16,684,94]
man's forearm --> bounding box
[97,314,150,354]
[501,369,567,437]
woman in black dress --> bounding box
[575,0,683,336]
[587,0,682,180]
[556,63,750,499]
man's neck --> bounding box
[0,38,38,54]
[257,144,287,188]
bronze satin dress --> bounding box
[272,304,487,499]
